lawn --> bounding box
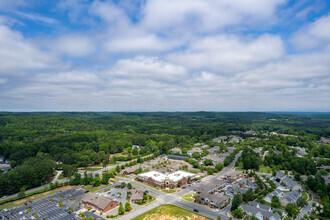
[235,162,272,174]
[161,189,177,193]
[132,204,211,220]
[86,167,103,171]
[182,193,195,202]
[84,184,111,193]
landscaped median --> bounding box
[132,204,212,220]
[181,193,197,202]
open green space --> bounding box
[161,189,177,193]
[235,162,272,174]
[182,193,194,202]
[132,204,211,220]
[84,184,111,193]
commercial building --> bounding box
[138,170,195,188]
[82,193,118,213]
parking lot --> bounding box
[0,188,85,220]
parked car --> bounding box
[193,209,199,213]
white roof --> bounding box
[138,170,195,183]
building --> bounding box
[128,189,144,202]
[201,145,209,149]
[132,145,140,149]
[202,154,224,165]
[280,190,301,207]
[82,193,118,213]
[240,203,281,220]
[195,192,228,208]
[264,189,283,203]
[167,155,187,161]
[138,170,195,188]
[275,171,285,182]
[212,138,221,143]
[187,147,203,156]
[171,148,182,154]
[207,146,220,154]
[281,177,302,191]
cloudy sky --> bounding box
[0,0,329,111]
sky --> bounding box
[0,0,330,112]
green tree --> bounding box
[271,196,280,208]
[231,193,242,211]
[18,187,25,198]
[120,182,126,188]
[232,207,244,218]
[118,202,124,215]
[115,165,121,173]
[132,148,139,156]
[125,201,131,211]
[127,183,132,189]
[285,203,298,217]
[215,163,224,171]
[203,159,213,166]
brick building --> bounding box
[82,193,118,213]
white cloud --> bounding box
[141,0,286,33]
[107,56,187,82]
[0,20,58,75]
[167,34,285,73]
[53,34,94,57]
[291,14,330,51]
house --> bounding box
[291,146,307,156]
[187,147,203,156]
[244,130,257,135]
[195,192,228,208]
[212,138,221,143]
[275,171,285,182]
[171,148,182,154]
[264,189,283,203]
[82,193,118,213]
[281,177,302,191]
[280,190,301,207]
[138,170,195,188]
[132,145,140,149]
[202,154,224,165]
[128,189,144,202]
[253,147,263,156]
[320,137,330,144]
[201,145,209,149]
[194,143,202,146]
[228,135,243,143]
[207,146,220,154]
[240,203,281,220]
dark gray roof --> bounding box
[240,204,281,220]
[281,190,301,203]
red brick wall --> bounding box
[104,201,119,213]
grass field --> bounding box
[182,193,194,202]
[84,184,111,193]
[0,186,75,210]
[161,189,177,193]
[132,204,211,220]
[86,167,103,171]
[235,162,272,174]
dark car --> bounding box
[193,209,199,213]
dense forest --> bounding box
[0,112,329,197]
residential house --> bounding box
[207,146,220,154]
[244,130,257,135]
[202,154,224,165]
[281,177,302,191]
[187,147,203,156]
[280,190,301,207]
[171,148,182,154]
[253,147,263,156]
[212,138,221,143]
[291,146,307,156]
[264,189,284,203]
[201,145,209,149]
[275,171,285,182]
[132,145,140,149]
[82,193,118,213]
[240,203,281,220]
